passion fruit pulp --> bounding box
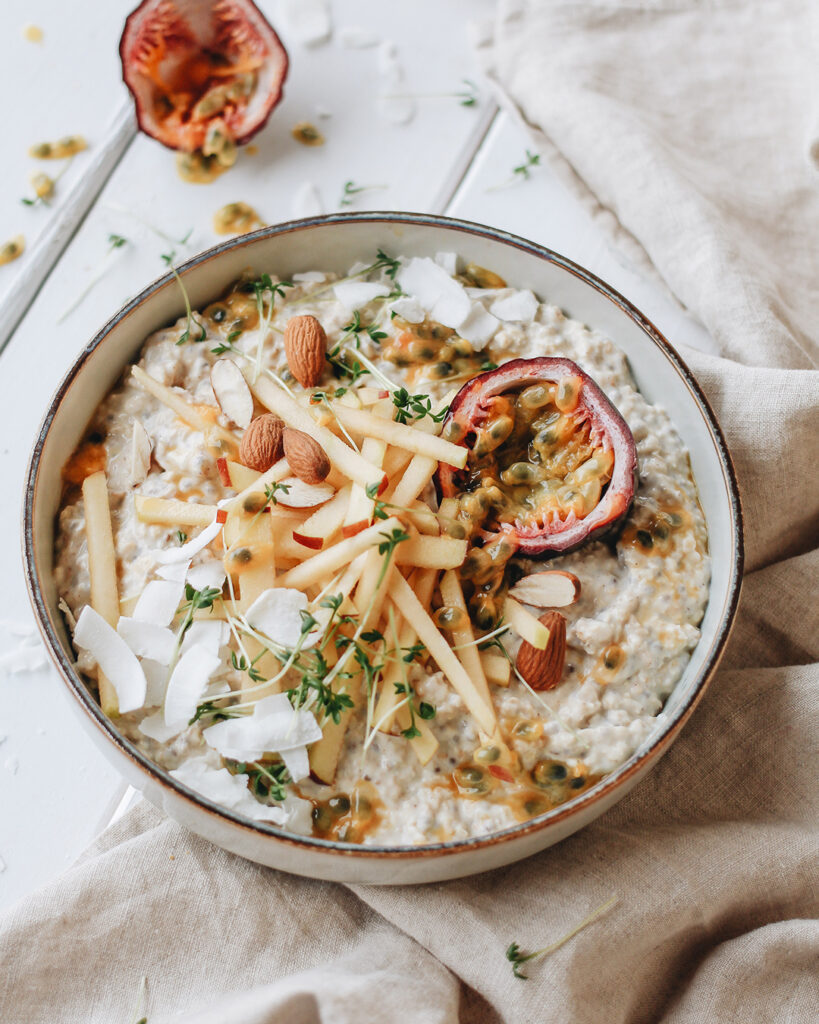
[120,0,289,153]
[436,357,638,557]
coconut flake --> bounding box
[396,257,472,330]
[280,745,310,782]
[490,289,538,324]
[133,579,184,627]
[377,41,416,125]
[293,270,327,283]
[281,0,331,47]
[245,588,313,649]
[180,620,229,658]
[435,251,459,275]
[0,641,48,674]
[152,517,223,565]
[129,421,152,486]
[170,757,288,824]
[292,181,324,219]
[276,477,335,508]
[117,617,177,664]
[155,560,190,583]
[185,561,226,593]
[389,296,425,324]
[339,27,380,48]
[141,658,169,707]
[210,359,254,429]
[73,606,147,713]
[457,303,500,350]
[138,709,181,742]
[333,280,390,308]
[203,693,322,762]
[164,644,222,729]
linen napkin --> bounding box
[2,2,818,1021]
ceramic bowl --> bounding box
[23,213,743,884]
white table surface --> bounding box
[0,0,712,912]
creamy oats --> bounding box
[55,253,710,845]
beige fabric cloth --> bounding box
[3,3,818,1021]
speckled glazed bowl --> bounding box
[23,214,743,884]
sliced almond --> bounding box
[284,314,326,388]
[239,413,284,472]
[129,420,152,486]
[275,477,335,508]
[282,427,331,484]
[516,611,567,691]
[210,358,254,428]
[508,571,580,608]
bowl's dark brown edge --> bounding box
[22,211,744,861]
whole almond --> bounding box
[516,611,567,691]
[283,427,331,484]
[239,414,284,472]
[284,314,326,388]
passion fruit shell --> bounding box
[436,357,638,556]
[120,0,289,152]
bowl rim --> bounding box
[23,211,744,861]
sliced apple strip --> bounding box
[293,484,352,549]
[394,534,467,570]
[388,454,437,508]
[481,651,511,686]
[409,500,440,536]
[135,495,218,528]
[131,366,236,452]
[225,456,291,513]
[504,596,550,650]
[277,516,403,591]
[440,569,492,711]
[388,572,497,735]
[82,471,120,715]
[328,404,468,468]
[225,460,261,492]
[246,373,386,492]
[309,676,361,785]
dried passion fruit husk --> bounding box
[120,0,289,152]
[436,357,638,556]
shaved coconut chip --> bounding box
[377,42,415,125]
[490,289,538,323]
[435,251,458,275]
[186,561,227,593]
[156,561,191,584]
[457,303,500,350]
[152,516,223,565]
[181,620,230,658]
[389,296,425,323]
[292,181,324,218]
[333,280,390,307]
[73,606,147,713]
[281,0,331,47]
[138,709,181,742]
[276,477,335,508]
[246,588,315,649]
[280,745,310,782]
[293,270,327,283]
[164,644,222,729]
[339,27,380,48]
[430,288,471,331]
[171,758,288,824]
[117,617,177,664]
[203,693,322,761]
[133,579,184,627]
[141,659,169,707]
[211,359,254,429]
[397,257,473,330]
[129,421,152,486]
[0,642,48,674]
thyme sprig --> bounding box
[57,233,129,323]
[506,896,618,979]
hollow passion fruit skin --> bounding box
[120,0,289,153]
[437,357,639,557]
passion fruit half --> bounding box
[437,357,638,557]
[120,0,289,153]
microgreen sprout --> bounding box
[391,388,449,425]
[505,896,618,979]
[264,481,291,506]
[340,310,388,346]
[161,249,207,344]
[339,180,387,208]
[381,78,479,108]
[58,233,130,322]
[232,760,291,803]
[487,149,542,192]
[175,530,188,544]
[480,359,498,372]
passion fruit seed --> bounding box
[475,745,501,763]
[555,377,581,412]
[442,420,465,443]
[229,547,253,565]
[501,462,539,486]
[328,795,351,816]
[518,384,553,410]
[433,606,467,630]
